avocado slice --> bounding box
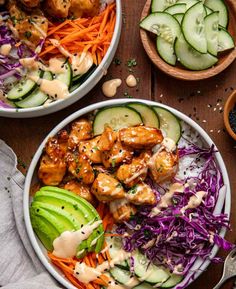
[30,209,60,251]
[34,190,98,253]
[30,186,105,256]
[38,187,104,253]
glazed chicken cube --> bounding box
[126,182,156,206]
[116,152,151,187]
[91,173,125,202]
[38,155,66,185]
[69,0,100,18]
[8,1,48,48]
[148,147,179,184]
[66,152,95,185]
[68,119,93,150]
[101,139,133,169]
[110,199,137,223]
[97,126,117,152]
[44,0,71,18]
[64,180,95,204]
[20,0,40,8]
[45,130,69,161]
[79,136,102,164]
[119,126,163,150]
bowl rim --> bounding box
[224,90,236,141]
[0,0,122,118]
[140,0,236,81]
[23,98,231,289]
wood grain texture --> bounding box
[140,0,236,81]
[0,1,235,288]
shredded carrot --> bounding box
[40,4,116,65]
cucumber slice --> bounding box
[134,283,153,289]
[165,3,186,15]
[127,103,160,128]
[151,0,178,12]
[15,71,53,108]
[175,34,218,71]
[106,237,128,268]
[140,12,181,43]
[182,2,207,53]
[156,36,177,65]
[153,106,181,143]
[177,0,199,10]
[218,27,235,52]
[55,60,72,88]
[173,13,184,24]
[93,106,143,135]
[205,12,219,56]
[7,69,43,101]
[205,0,228,27]
[110,267,133,284]
[133,251,170,284]
[204,5,213,15]
[161,274,183,288]
[140,12,180,66]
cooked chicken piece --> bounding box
[45,130,69,161]
[110,199,137,223]
[116,152,151,187]
[8,1,48,49]
[97,126,117,152]
[79,136,102,164]
[101,139,133,169]
[64,180,95,204]
[38,155,67,185]
[20,0,40,8]
[66,152,95,185]
[91,173,125,202]
[125,182,156,206]
[70,0,100,18]
[148,147,179,184]
[44,0,71,18]
[68,119,93,150]
[119,126,163,150]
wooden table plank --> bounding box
[0,0,235,288]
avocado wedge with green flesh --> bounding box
[33,188,104,254]
[30,186,104,256]
[37,187,104,253]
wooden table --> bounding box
[0,1,236,288]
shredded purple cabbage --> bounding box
[0,15,37,108]
[117,142,233,282]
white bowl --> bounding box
[23,99,231,289]
[0,1,122,118]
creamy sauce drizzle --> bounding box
[110,198,129,214]
[150,183,184,216]
[125,74,137,87]
[73,249,131,284]
[162,137,176,152]
[53,220,102,258]
[102,79,122,98]
[0,44,11,56]
[32,22,47,38]
[50,38,93,75]
[180,191,207,214]
[20,57,66,74]
[29,75,69,100]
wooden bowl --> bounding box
[224,90,236,141]
[140,0,236,80]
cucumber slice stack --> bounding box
[93,102,181,144]
[140,0,234,71]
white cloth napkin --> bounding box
[0,140,62,289]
